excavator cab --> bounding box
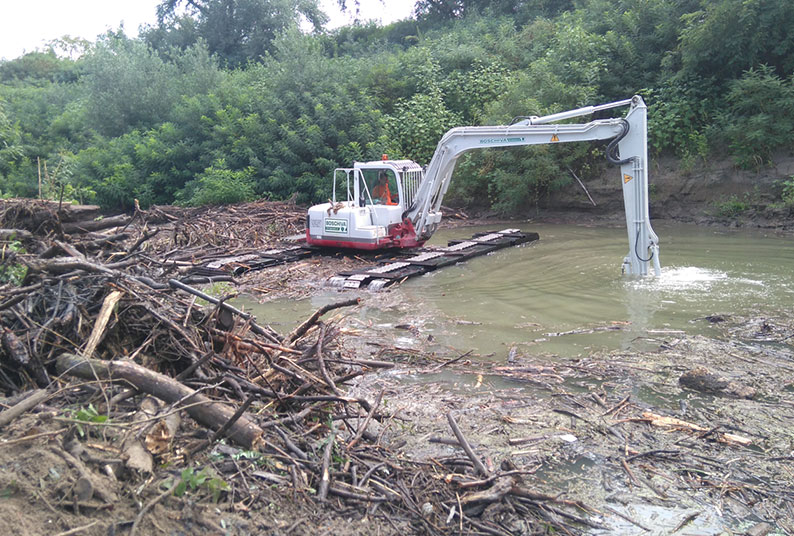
[306,160,424,249]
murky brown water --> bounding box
[239,223,794,359]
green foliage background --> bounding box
[1,0,793,213]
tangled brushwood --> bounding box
[0,198,597,536]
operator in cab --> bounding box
[372,171,397,205]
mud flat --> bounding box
[346,311,794,534]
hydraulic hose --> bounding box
[634,228,654,262]
[605,119,635,166]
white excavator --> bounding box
[306,95,661,276]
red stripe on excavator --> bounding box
[305,237,426,250]
[306,236,394,250]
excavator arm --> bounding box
[405,95,660,276]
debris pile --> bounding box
[0,198,597,535]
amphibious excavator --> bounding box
[306,95,661,276]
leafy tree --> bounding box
[141,16,203,54]
[441,60,513,123]
[0,50,80,86]
[570,0,700,97]
[155,0,328,65]
[216,31,394,203]
[83,33,222,137]
[0,100,23,185]
[721,66,794,168]
[83,34,181,137]
[0,79,87,197]
[642,81,712,163]
[73,114,217,209]
[321,19,421,59]
[678,0,794,85]
[413,0,571,23]
[447,74,590,213]
[414,0,466,20]
[44,36,94,60]
[388,87,461,165]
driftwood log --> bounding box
[56,353,264,450]
[61,214,132,234]
[0,389,50,428]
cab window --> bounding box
[360,169,399,206]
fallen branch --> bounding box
[460,475,516,504]
[210,396,255,444]
[51,446,117,504]
[53,520,99,536]
[640,412,752,446]
[315,324,340,395]
[130,479,178,536]
[348,389,384,450]
[0,389,49,428]
[672,510,701,533]
[82,290,123,357]
[56,353,264,449]
[602,394,631,417]
[122,397,163,474]
[428,350,473,372]
[0,429,65,446]
[510,486,595,512]
[62,214,132,234]
[567,166,597,206]
[447,412,489,477]
[604,505,651,531]
[168,279,281,344]
[287,298,360,344]
[0,229,33,241]
[318,423,336,501]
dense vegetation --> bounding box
[1,0,793,212]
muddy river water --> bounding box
[241,222,794,359]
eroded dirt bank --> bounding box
[541,155,794,230]
[1,199,793,536]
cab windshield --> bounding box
[360,169,399,206]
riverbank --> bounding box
[539,154,794,231]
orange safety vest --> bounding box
[372,182,395,205]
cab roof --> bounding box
[354,159,423,172]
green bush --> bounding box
[714,194,750,218]
[723,66,794,168]
[388,87,462,165]
[0,240,27,286]
[181,161,256,206]
[170,467,228,503]
[780,177,794,208]
[0,100,22,180]
[642,84,712,160]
